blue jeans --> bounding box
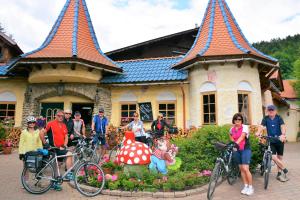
[92,133,106,146]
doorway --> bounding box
[72,103,94,130]
[40,103,64,123]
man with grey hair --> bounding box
[256,105,289,182]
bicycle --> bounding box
[259,135,279,190]
[207,142,240,200]
[21,138,105,197]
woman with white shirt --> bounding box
[123,112,146,143]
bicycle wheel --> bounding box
[207,161,222,200]
[109,145,120,162]
[264,154,272,190]
[227,161,240,185]
[21,160,54,194]
[74,162,105,197]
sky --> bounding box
[0,0,299,53]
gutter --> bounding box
[16,60,123,75]
[178,58,279,71]
[180,85,186,130]
[105,81,189,87]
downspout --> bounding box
[180,85,186,130]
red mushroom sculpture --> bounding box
[116,131,151,165]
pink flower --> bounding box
[201,170,212,176]
[97,175,103,182]
[111,175,118,181]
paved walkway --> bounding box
[0,143,299,200]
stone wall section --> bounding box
[21,83,111,127]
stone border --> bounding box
[69,181,209,198]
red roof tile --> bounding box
[23,0,120,71]
[281,80,297,99]
[174,0,278,69]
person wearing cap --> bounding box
[63,109,75,147]
[19,116,43,160]
[256,105,289,182]
[73,111,86,138]
[91,108,109,156]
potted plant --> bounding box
[0,122,6,145]
[101,161,115,174]
[3,139,13,154]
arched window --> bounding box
[200,82,217,124]
[119,92,137,125]
[0,91,16,122]
[237,81,252,124]
[157,92,176,125]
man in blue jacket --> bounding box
[91,108,109,157]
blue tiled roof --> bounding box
[0,65,9,76]
[101,57,188,83]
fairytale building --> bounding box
[1,0,298,141]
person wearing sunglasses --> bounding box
[40,110,73,190]
[18,116,43,161]
[123,112,146,143]
[230,113,253,196]
[63,109,75,147]
[256,105,289,182]
[151,113,170,138]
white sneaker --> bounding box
[241,186,248,195]
[246,187,254,196]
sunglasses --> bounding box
[65,113,72,115]
[28,121,36,124]
[235,118,242,121]
[268,109,275,111]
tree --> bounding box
[293,59,300,104]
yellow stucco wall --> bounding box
[40,95,93,111]
[29,64,102,83]
[110,84,189,129]
[278,101,300,142]
[0,78,28,127]
[189,61,264,127]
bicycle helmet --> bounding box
[26,116,36,123]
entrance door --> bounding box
[40,103,64,123]
[72,103,94,130]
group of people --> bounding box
[230,105,289,196]
[19,109,86,191]
[18,104,290,195]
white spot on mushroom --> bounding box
[124,151,128,155]
[129,152,135,157]
[143,144,148,148]
[142,155,147,161]
[125,145,129,149]
[134,157,140,164]
[138,144,142,147]
[127,140,132,144]
[120,157,124,162]
[137,150,142,155]
[144,149,149,155]
[131,146,136,151]
[127,159,132,164]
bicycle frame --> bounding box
[216,148,234,175]
[35,150,81,182]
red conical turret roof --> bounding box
[173,0,278,69]
[22,0,121,73]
